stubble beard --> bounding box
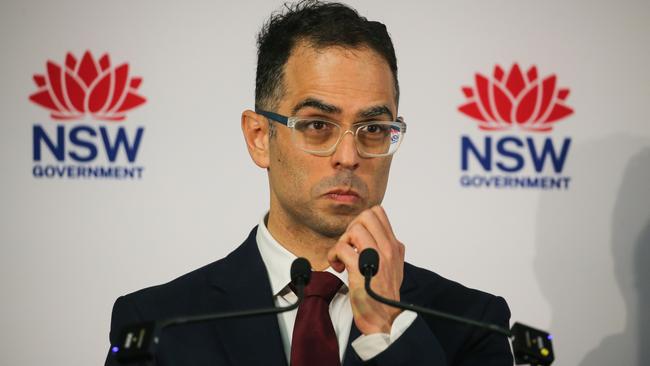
[297,203,358,239]
[289,171,371,239]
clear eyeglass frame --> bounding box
[255,109,407,158]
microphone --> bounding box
[110,257,312,365]
[358,248,555,366]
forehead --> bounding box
[279,43,397,115]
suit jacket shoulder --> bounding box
[106,227,289,366]
[395,262,512,366]
[113,252,235,322]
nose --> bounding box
[330,131,360,170]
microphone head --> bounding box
[290,257,311,287]
[359,248,379,277]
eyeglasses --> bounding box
[255,109,407,158]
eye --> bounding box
[308,120,327,130]
[296,119,335,132]
[364,124,390,134]
[366,124,379,133]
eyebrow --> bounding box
[292,98,341,115]
[292,97,395,121]
[358,105,394,121]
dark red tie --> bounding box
[290,271,343,366]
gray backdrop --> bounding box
[1,0,648,365]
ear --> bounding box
[241,109,270,168]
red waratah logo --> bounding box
[458,64,573,132]
[29,51,146,121]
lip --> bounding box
[324,188,360,203]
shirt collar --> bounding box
[256,214,348,296]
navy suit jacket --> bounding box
[105,227,513,365]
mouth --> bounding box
[323,188,361,204]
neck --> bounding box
[266,207,337,271]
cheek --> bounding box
[269,139,308,194]
[367,159,392,202]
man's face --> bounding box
[267,43,397,238]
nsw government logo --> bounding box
[457,63,573,190]
[29,51,146,179]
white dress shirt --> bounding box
[256,216,417,363]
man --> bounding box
[105,1,514,365]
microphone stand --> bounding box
[160,285,304,328]
[359,248,554,366]
[363,275,511,336]
[111,258,311,365]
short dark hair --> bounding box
[255,0,399,111]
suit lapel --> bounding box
[342,266,419,366]
[207,227,288,366]
[342,322,363,366]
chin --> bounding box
[312,223,348,239]
[308,211,355,239]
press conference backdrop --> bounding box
[1,0,648,364]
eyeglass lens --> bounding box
[292,119,403,156]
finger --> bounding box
[354,209,394,255]
[345,222,381,253]
[327,237,356,273]
[371,206,397,242]
[369,207,404,263]
[395,237,405,252]
[327,244,346,273]
[372,206,404,260]
[327,240,360,275]
[329,226,375,273]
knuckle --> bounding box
[362,209,375,220]
[335,240,348,251]
[346,216,359,230]
[348,223,363,238]
[347,220,358,229]
[383,251,393,261]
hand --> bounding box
[327,205,405,335]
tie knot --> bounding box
[301,271,342,302]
